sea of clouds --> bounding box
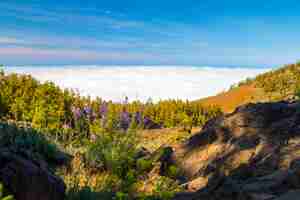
[4,66,270,102]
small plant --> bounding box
[153,177,182,200]
[137,158,153,173]
[86,131,139,196]
[0,182,14,200]
[166,165,181,179]
[115,191,129,200]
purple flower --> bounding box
[72,106,82,120]
[120,111,131,130]
[83,105,95,121]
[83,105,92,116]
[143,116,153,128]
[143,116,151,125]
[143,116,161,129]
[99,103,108,118]
[134,111,143,125]
[121,111,130,122]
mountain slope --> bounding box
[198,85,266,113]
[198,62,300,113]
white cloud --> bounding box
[4,66,270,102]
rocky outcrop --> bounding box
[0,149,66,200]
[170,101,300,200]
[274,190,300,200]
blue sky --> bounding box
[1,0,300,67]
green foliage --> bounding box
[0,71,222,145]
[65,186,114,200]
[166,165,181,179]
[235,77,254,88]
[230,62,300,101]
[251,62,300,100]
[0,122,61,163]
[179,113,192,132]
[84,131,183,199]
[0,182,14,200]
[153,177,182,200]
[137,158,153,173]
[86,131,139,193]
[0,68,223,200]
[115,191,130,200]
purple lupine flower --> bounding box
[83,105,95,121]
[143,116,151,126]
[83,105,92,116]
[120,111,130,123]
[143,116,161,129]
[134,111,143,125]
[99,102,108,118]
[120,111,131,130]
[72,106,82,120]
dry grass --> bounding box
[137,127,201,152]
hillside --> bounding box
[4,100,300,200]
[199,62,300,113]
[198,85,265,113]
[1,64,300,200]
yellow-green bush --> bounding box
[0,182,14,200]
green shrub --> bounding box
[115,191,130,200]
[254,63,300,100]
[65,186,114,200]
[137,158,153,173]
[0,69,222,140]
[153,177,182,200]
[166,165,181,179]
[0,122,60,163]
[86,131,139,194]
[0,182,14,200]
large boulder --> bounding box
[274,190,300,200]
[172,101,300,179]
[169,101,300,199]
[0,150,65,200]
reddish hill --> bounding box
[198,84,266,113]
[198,63,300,113]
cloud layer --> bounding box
[4,66,270,102]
